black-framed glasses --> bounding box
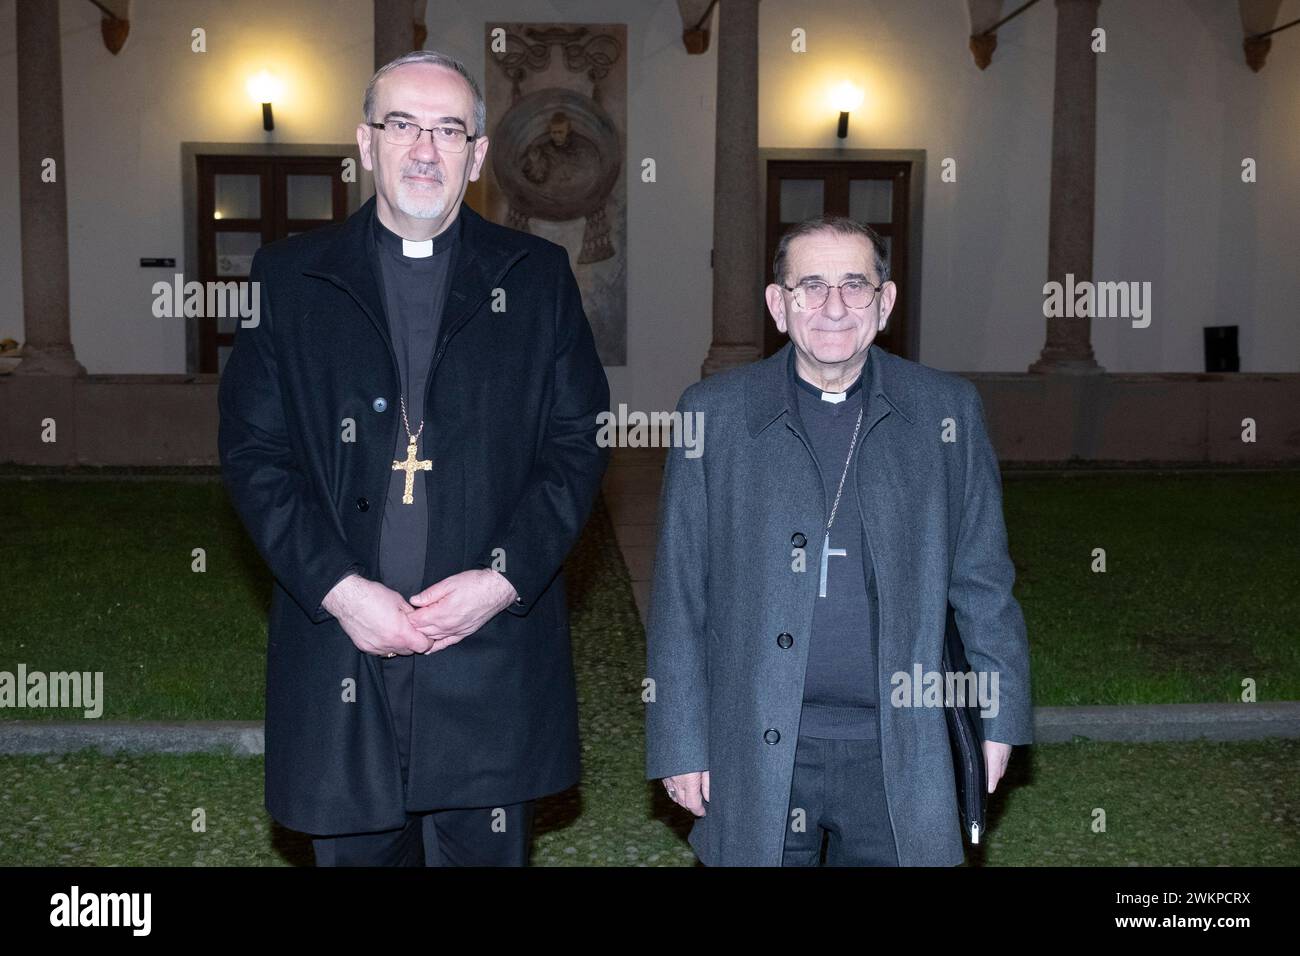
[782,278,883,311]
[367,120,478,153]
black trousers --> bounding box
[311,654,536,867]
[310,802,536,867]
[781,733,900,866]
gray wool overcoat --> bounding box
[644,341,1033,866]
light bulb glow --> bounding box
[831,81,864,113]
[246,70,283,104]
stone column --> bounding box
[14,0,84,377]
[374,0,415,71]
[1030,0,1103,374]
[701,0,763,377]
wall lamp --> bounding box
[831,82,864,140]
[247,70,283,132]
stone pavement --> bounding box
[3,703,1298,755]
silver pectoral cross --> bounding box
[819,531,847,598]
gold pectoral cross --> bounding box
[392,438,432,505]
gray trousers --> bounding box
[781,733,900,866]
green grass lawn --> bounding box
[1,739,1294,866]
[1,472,1297,719]
[3,473,1297,867]
[1002,472,1300,705]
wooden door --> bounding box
[196,156,348,372]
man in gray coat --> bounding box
[645,216,1032,866]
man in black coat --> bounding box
[217,50,610,865]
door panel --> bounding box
[196,156,348,373]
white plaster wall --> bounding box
[2,0,373,375]
[1,0,1296,422]
[758,0,1300,376]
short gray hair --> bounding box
[362,50,487,136]
[773,216,890,287]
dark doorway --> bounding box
[763,159,915,360]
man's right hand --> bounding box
[321,574,432,657]
[662,770,710,817]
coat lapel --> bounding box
[850,343,917,534]
[436,204,528,359]
[862,343,914,437]
[302,196,391,353]
[300,198,529,363]
[745,341,912,440]
[852,345,917,671]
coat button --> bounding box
[372,397,388,413]
[356,497,369,511]
[763,729,781,745]
[791,532,807,548]
[777,632,793,649]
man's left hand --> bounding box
[984,740,1011,794]
[407,569,519,653]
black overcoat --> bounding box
[217,197,610,834]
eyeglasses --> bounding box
[782,278,883,311]
[367,120,478,153]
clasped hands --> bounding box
[322,569,519,657]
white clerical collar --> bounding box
[791,356,866,405]
[402,237,433,258]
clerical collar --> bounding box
[791,350,867,404]
[373,210,460,259]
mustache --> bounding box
[401,166,444,182]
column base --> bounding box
[1029,349,1104,375]
[701,343,762,378]
[12,345,87,377]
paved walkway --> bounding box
[3,703,1298,754]
[602,446,665,619]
